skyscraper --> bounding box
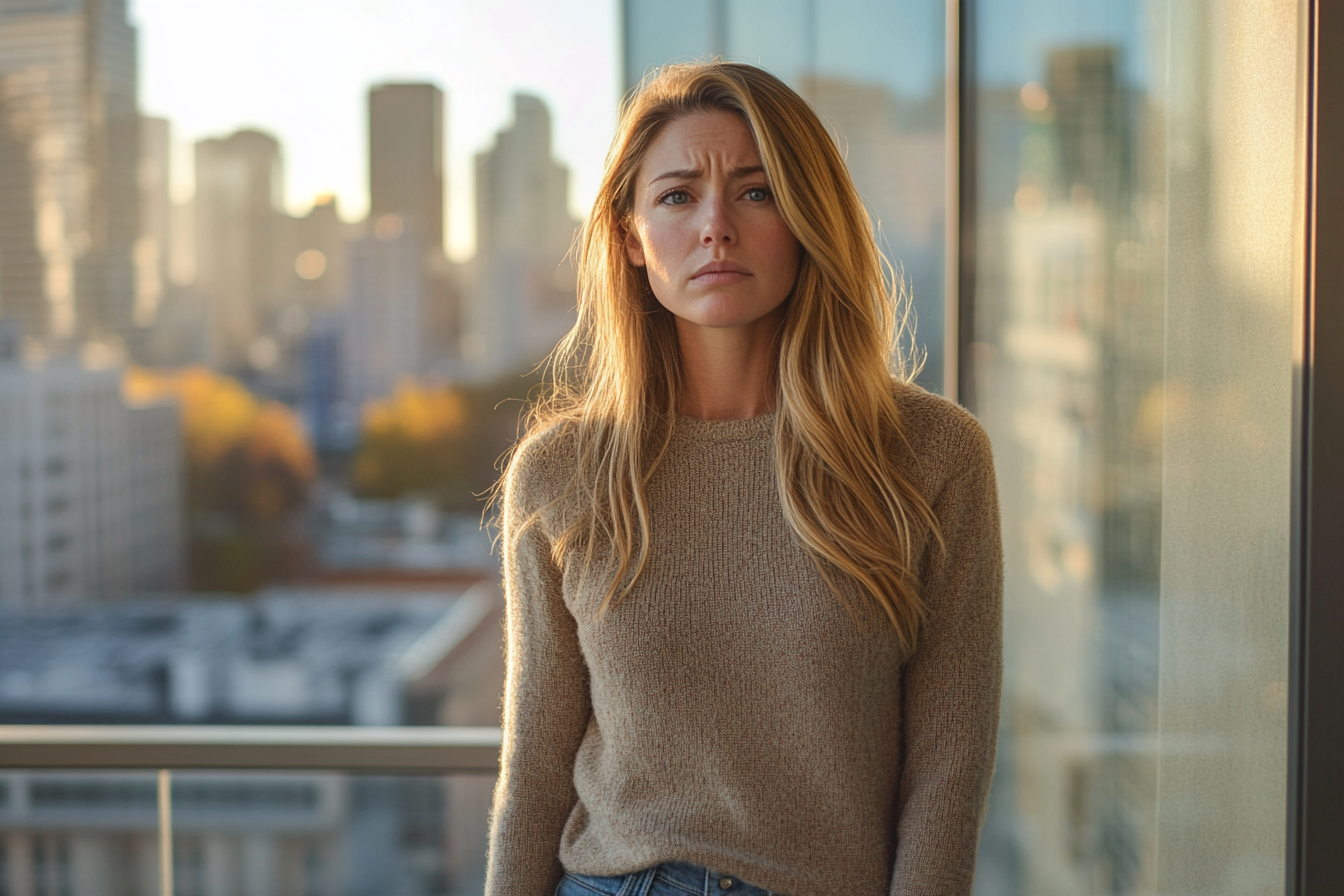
[368,83,445,253]
[134,115,171,333]
[365,83,460,368]
[193,128,284,370]
[0,0,139,344]
[343,216,424,409]
[467,93,578,380]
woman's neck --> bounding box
[674,311,781,420]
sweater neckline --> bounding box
[673,409,776,443]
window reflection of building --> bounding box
[972,36,1164,896]
[0,0,139,346]
[620,0,948,391]
[804,77,946,378]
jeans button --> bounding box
[719,879,733,890]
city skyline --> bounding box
[128,0,619,262]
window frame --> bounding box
[1289,2,1344,894]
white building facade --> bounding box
[0,358,183,610]
[341,220,425,408]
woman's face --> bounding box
[624,110,801,332]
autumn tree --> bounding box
[351,380,469,502]
[125,367,316,591]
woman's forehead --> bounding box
[640,111,761,177]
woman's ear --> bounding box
[623,224,646,267]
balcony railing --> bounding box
[0,724,503,771]
[0,725,502,896]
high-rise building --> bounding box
[368,83,445,253]
[194,128,284,370]
[467,93,579,380]
[342,216,424,408]
[134,115,170,333]
[365,83,461,371]
[0,0,139,345]
[0,353,183,610]
[285,194,349,311]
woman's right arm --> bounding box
[485,441,593,896]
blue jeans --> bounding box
[556,860,779,896]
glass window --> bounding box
[623,0,950,393]
[967,1,1299,893]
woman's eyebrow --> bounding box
[649,167,700,185]
[647,164,764,186]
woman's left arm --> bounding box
[890,417,1004,896]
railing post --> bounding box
[158,769,173,896]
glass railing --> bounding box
[0,727,501,896]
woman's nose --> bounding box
[700,198,736,245]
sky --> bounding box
[129,0,620,261]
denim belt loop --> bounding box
[632,865,658,896]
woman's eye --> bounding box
[745,187,771,202]
[659,190,690,205]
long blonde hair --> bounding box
[514,61,941,652]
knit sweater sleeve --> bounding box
[485,435,592,896]
[890,415,1004,896]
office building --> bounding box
[369,83,446,253]
[467,93,579,380]
[342,218,425,408]
[0,352,183,611]
[366,83,461,369]
[0,0,139,344]
[133,116,171,342]
[193,128,285,370]
[284,194,350,312]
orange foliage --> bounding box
[361,379,467,444]
[124,366,315,519]
[127,366,260,466]
[246,401,317,481]
[353,380,468,499]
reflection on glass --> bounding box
[622,0,948,393]
[970,2,1297,894]
[969,6,1167,894]
[0,771,492,896]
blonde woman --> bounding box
[487,62,1002,896]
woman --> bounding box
[487,62,1002,896]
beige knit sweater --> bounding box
[486,383,1003,896]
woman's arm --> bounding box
[485,442,593,896]
[890,418,1004,896]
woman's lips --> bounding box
[691,262,750,284]
[692,270,749,285]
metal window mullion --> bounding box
[1290,2,1344,894]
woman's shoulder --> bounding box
[504,417,581,514]
[889,378,995,496]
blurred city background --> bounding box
[0,0,1298,895]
